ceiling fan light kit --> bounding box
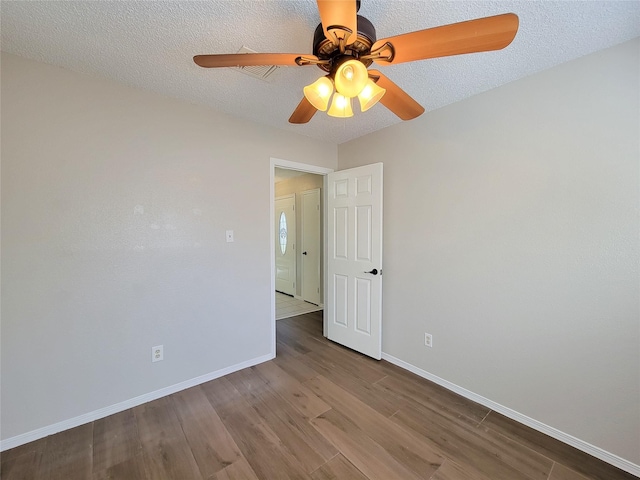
[302,56,385,116]
[327,93,354,118]
[358,79,386,112]
[303,76,334,111]
[194,1,519,125]
[334,58,369,97]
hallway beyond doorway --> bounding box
[276,292,322,320]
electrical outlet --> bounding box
[152,345,164,362]
[424,333,433,348]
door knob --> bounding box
[302,251,308,255]
[365,268,378,275]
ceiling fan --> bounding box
[193,0,519,124]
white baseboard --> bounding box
[381,353,640,477]
[0,352,274,452]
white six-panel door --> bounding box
[327,163,383,360]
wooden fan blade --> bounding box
[372,13,519,65]
[193,53,317,68]
[316,0,358,45]
[368,70,425,120]
[289,97,318,124]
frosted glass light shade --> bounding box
[334,59,368,98]
[327,93,353,118]
[358,79,386,112]
[303,76,334,111]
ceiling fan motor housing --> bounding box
[313,15,377,72]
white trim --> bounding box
[381,352,640,477]
[322,174,329,338]
[0,352,273,452]
[270,158,333,357]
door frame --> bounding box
[270,158,333,357]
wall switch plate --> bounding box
[226,230,234,242]
[424,333,433,348]
[152,345,163,362]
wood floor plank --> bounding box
[310,408,426,480]
[390,401,552,480]
[201,376,311,480]
[275,324,313,356]
[272,345,319,383]
[309,453,369,480]
[134,397,202,480]
[548,463,592,480]
[0,448,43,480]
[430,458,491,480]
[210,457,260,480]
[475,424,554,479]
[279,322,386,385]
[276,338,303,358]
[254,360,330,419]
[375,370,490,425]
[171,386,244,478]
[480,411,638,480]
[36,422,93,480]
[227,368,338,473]
[276,320,322,346]
[280,313,324,338]
[141,438,203,480]
[297,352,401,417]
[305,346,386,385]
[92,409,142,473]
[0,437,47,464]
[305,375,443,478]
[92,454,148,480]
[133,396,184,445]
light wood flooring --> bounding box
[1,312,636,480]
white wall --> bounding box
[339,39,640,466]
[0,53,337,442]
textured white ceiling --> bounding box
[2,1,639,144]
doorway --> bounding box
[274,169,323,319]
[269,158,333,355]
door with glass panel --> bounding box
[275,194,296,295]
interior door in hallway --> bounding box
[327,163,383,360]
[275,194,296,295]
[302,188,321,305]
